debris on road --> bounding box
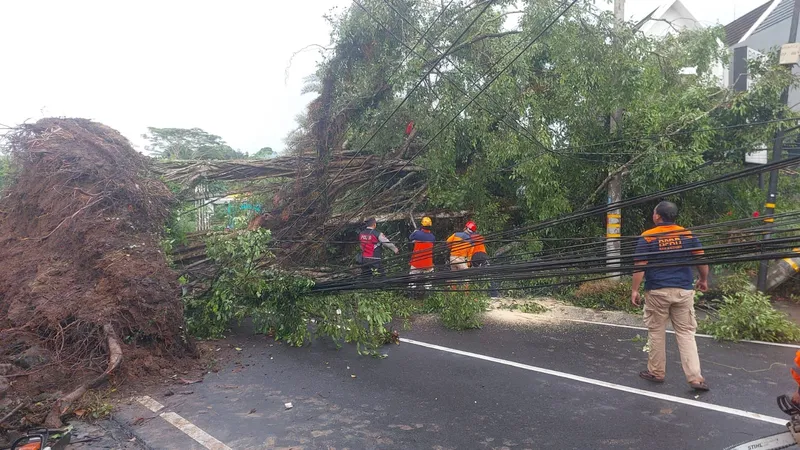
[284,402,293,410]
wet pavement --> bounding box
[113,312,799,449]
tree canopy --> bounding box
[143,127,248,160]
[284,0,799,239]
[253,146,276,159]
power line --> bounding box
[481,156,800,242]
[314,214,800,279]
[312,211,800,283]
[317,156,800,276]
[313,234,800,292]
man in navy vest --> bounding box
[632,201,709,391]
[359,217,398,279]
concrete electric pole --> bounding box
[606,0,625,279]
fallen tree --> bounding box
[153,151,428,267]
[152,154,422,186]
[0,118,194,430]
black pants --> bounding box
[471,255,499,297]
[361,258,384,279]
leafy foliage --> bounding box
[717,272,756,296]
[264,291,413,354]
[184,229,291,337]
[185,229,413,354]
[424,291,488,330]
[699,291,800,343]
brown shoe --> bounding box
[690,381,710,391]
[639,370,665,383]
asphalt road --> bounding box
[115,314,800,450]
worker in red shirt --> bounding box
[408,216,435,291]
[358,217,398,279]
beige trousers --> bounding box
[644,288,704,384]
[449,256,468,271]
[409,267,434,290]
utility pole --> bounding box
[606,0,624,279]
[757,0,800,291]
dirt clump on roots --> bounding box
[0,118,194,434]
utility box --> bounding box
[745,144,768,165]
[779,43,800,65]
[745,150,768,164]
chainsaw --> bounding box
[725,395,800,450]
[8,428,70,450]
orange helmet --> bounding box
[465,221,477,232]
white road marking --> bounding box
[400,337,788,426]
[160,412,233,450]
[135,395,164,413]
[552,317,800,349]
[136,396,232,450]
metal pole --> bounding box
[757,0,800,291]
[606,0,624,279]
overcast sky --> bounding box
[0,0,775,154]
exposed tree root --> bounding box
[44,324,123,429]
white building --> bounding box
[633,0,703,37]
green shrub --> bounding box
[436,292,488,330]
[276,291,398,354]
[184,229,413,355]
[421,292,446,313]
[698,291,800,343]
[566,279,637,313]
[183,229,313,338]
[717,272,755,296]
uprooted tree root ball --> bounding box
[0,118,194,430]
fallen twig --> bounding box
[69,437,103,445]
[0,402,24,425]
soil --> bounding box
[0,118,195,436]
